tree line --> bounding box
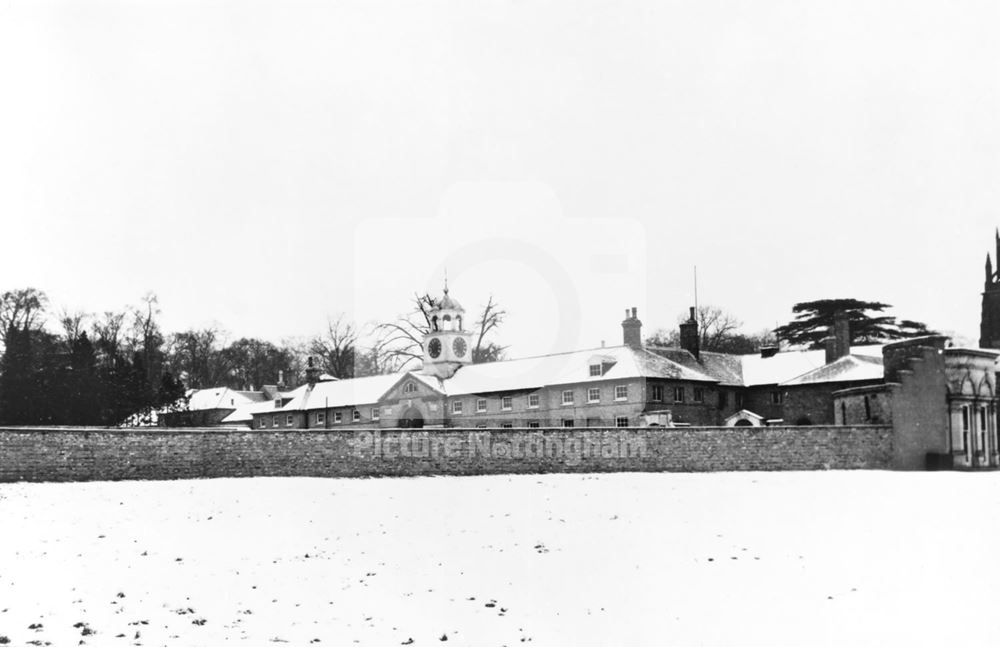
[645,299,936,352]
[0,288,508,426]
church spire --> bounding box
[987,253,994,285]
[994,228,999,276]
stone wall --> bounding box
[0,425,893,483]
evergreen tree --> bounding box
[0,328,33,424]
[67,332,101,424]
[774,299,936,349]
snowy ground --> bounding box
[1,472,999,647]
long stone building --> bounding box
[241,287,885,432]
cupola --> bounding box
[421,281,475,379]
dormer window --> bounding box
[589,364,602,377]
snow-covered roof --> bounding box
[186,387,266,411]
[221,400,285,424]
[243,342,889,416]
[276,372,441,412]
[738,345,883,386]
[438,345,718,396]
[779,354,884,386]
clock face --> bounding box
[428,337,442,359]
[453,337,468,358]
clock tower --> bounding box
[421,283,475,379]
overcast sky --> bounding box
[2,0,998,357]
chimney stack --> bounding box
[622,307,643,349]
[277,370,285,389]
[679,306,700,360]
[827,311,851,363]
[305,356,321,386]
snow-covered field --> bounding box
[1,472,998,646]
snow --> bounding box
[1,472,999,646]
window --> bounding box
[476,398,487,413]
[840,402,846,425]
[371,408,380,421]
[562,419,575,428]
[673,387,684,403]
[615,385,628,401]
[286,414,294,427]
[562,390,574,405]
[589,364,602,377]
[353,410,361,422]
[693,387,704,403]
[528,393,540,408]
[771,391,783,405]
[719,391,728,409]
[403,381,417,394]
[316,412,325,425]
[962,406,970,432]
[615,416,629,428]
[271,416,279,428]
[334,411,342,424]
[500,423,513,429]
[588,387,600,403]
[501,396,513,411]
[981,406,988,432]
[863,396,871,421]
[651,385,663,402]
[452,400,463,414]
[528,421,540,428]
[258,417,267,429]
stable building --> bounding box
[248,287,887,432]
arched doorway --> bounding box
[733,418,754,427]
[399,406,424,428]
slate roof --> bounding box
[646,347,744,386]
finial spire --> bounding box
[988,253,994,283]
[443,268,449,295]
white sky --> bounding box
[2,0,998,356]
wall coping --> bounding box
[0,425,893,435]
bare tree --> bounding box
[471,295,507,363]
[0,288,48,346]
[309,315,360,379]
[354,322,404,376]
[59,309,90,348]
[375,293,437,370]
[91,311,127,366]
[166,327,229,388]
[645,305,763,354]
[376,293,507,369]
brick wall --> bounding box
[0,425,893,483]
